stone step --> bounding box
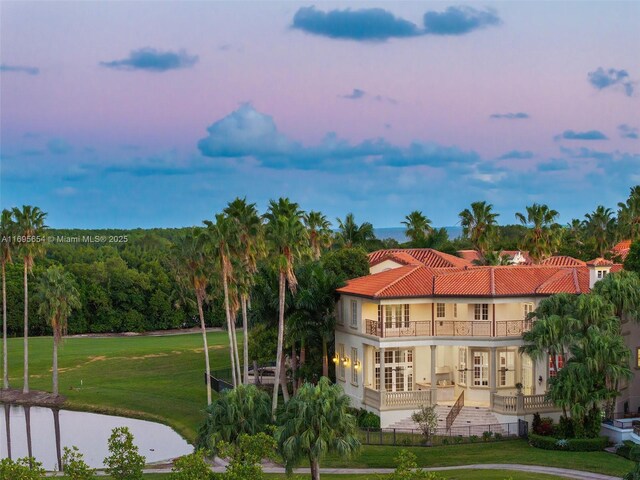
[387,405,505,434]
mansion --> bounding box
[334,247,638,428]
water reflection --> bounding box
[0,405,192,470]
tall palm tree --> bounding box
[204,214,241,387]
[1,209,15,390]
[36,266,80,396]
[458,201,499,259]
[617,185,640,241]
[12,205,47,394]
[303,211,332,260]
[515,203,560,263]
[402,210,432,246]
[225,198,264,385]
[335,213,374,248]
[584,205,617,257]
[276,378,360,480]
[591,270,640,322]
[520,314,576,380]
[264,198,308,418]
[173,229,213,404]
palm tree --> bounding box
[617,185,640,241]
[173,229,213,404]
[225,198,264,384]
[276,377,360,480]
[515,203,560,263]
[204,214,241,387]
[1,209,15,390]
[335,213,375,248]
[303,211,332,260]
[35,266,80,396]
[458,201,499,259]
[264,198,308,418]
[402,211,432,246]
[12,205,47,394]
[584,205,617,257]
[591,270,640,322]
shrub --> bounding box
[103,427,146,480]
[494,433,503,441]
[63,446,96,480]
[411,405,438,444]
[171,450,213,480]
[555,416,575,439]
[352,408,380,429]
[469,435,478,443]
[531,414,554,436]
[387,450,445,479]
[197,384,272,454]
[528,433,608,451]
[454,435,464,444]
[0,457,45,480]
[482,431,493,442]
[218,432,277,480]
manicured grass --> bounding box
[320,441,634,477]
[4,332,236,443]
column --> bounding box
[489,347,497,408]
[430,345,438,404]
[379,347,386,392]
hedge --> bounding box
[528,433,609,451]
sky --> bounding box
[1,1,639,229]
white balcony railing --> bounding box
[365,319,532,338]
[364,387,433,411]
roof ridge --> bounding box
[375,265,424,297]
[490,267,495,295]
[572,268,581,294]
[535,268,572,293]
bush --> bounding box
[351,408,380,429]
[531,413,554,436]
[555,416,575,439]
[615,441,637,459]
[482,431,493,442]
[171,450,213,480]
[469,435,478,443]
[63,446,96,480]
[529,433,608,451]
[411,405,438,443]
[103,427,146,480]
[0,457,45,480]
[494,433,503,441]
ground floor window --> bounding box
[498,350,516,386]
[458,347,467,385]
[473,351,489,386]
[374,348,413,392]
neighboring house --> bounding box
[612,239,632,261]
[334,248,635,428]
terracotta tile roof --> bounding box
[541,256,586,267]
[586,257,614,266]
[368,249,471,269]
[611,264,624,273]
[612,240,631,260]
[369,251,422,267]
[339,264,592,299]
[457,250,481,262]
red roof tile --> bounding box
[586,257,614,266]
[541,256,586,267]
[369,251,422,267]
[612,240,631,260]
[368,249,471,269]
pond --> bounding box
[0,404,193,470]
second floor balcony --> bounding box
[364,318,533,338]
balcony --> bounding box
[364,387,433,411]
[492,393,558,415]
[365,319,532,338]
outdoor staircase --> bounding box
[388,405,506,436]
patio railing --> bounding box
[492,393,557,415]
[364,387,433,411]
[365,319,532,338]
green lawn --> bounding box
[4,332,235,442]
[321,442,634,477]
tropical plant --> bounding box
[0,457,45,479]
[172,229,213,404]
[618,186,640,241]
[584,205,617,257]
[170,449,213,480]
[225,198,264,384]
[335,213,375,248]
[0,209,14,390]
[402,211,432,246]
[624,241,640,274]
[36,265,81,396]
[196,384,272,454]
[276,377,360,480]
[515,203,560,263]
[62,446,96,480]
[411,404,439,444]
[217,432,277,480]
[321,247,369,281]
[386,450,444,480]
[12,205,47,394]
[205,213,241,387]
[591,270,640,322]
[458,201,499,259]
[263,198,308,417]
[304,211,333,260]
[103,427,146,480]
